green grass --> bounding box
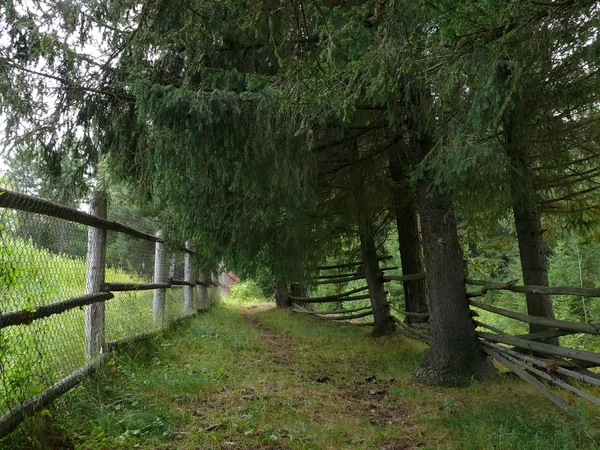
[4,289,600,449]
[0,234,194,416]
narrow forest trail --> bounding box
[240,305,419,445]
[7,302,600,450]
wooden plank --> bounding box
[480,341,600,388]
[290,285,369,302]
[312,275,366,285]
[294,294,371,304]
[382,272,426,282]
[153,230,167,325]
[316,256,392,271]
[470,299,600,335]
[170,278,197,287]
[293,305,372,315]
[314,266,398,280]
[0,354,108,439]
[184,241,194,315]
[315,272,363,280]
[482,346,570,410]
[491,346,600,407]
[515,329,577,341]
[391,316,430,343]
[389,304,429,318]
[477,330,600,366]
[0,292,114,329]
[318,310,374,321]
[103,282,171,292]
[85,191,107,360]
[0,188,159,243]
[466,278,600,298]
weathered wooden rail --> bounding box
[0,188,221,438]
[293,263,600,410]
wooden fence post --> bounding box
[85,191,107,360]
[153,230,167,325]
[184,241,194,315]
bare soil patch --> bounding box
[241,305,295,366]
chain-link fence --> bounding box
[0,188,215,437]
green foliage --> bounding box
[228,280,270,305]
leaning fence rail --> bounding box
[292,263,600,410]
[0,187,219,438]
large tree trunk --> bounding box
[497,58,557,342]
[274,280,291,308]
[290,282,310,298]
[411,138,494,386]
[506,141,558,343]
[359,215,396,336]
[352,141,395,336]
[388,148,428,324]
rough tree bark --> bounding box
[498,58,557,342]
[411,137,494,386]
[274,280,291,308]
[290,282,311,298]
[352,141,395,336]
[506,137,558,343]
[388,147,428,324]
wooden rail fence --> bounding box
[292,263,600,410]
[0,188,221,438]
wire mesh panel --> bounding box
[105,290,156,342]
[193,285,201,310]
[166,286,186,323]
[0,207,88,416]
[105,233,156,281]
[0,209,88,309]
[104,232,158,341]
[169,251,186,281]
[0,187,208,436]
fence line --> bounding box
[0,188,159,243]
[0,354,110,437]
[0,187,220,438]
[0,293,114,329]
[292,266,600,409]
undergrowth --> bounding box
[2,286,600,449]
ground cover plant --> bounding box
[3,286,599,450]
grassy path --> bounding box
[4,302,600,450]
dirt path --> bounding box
[239,304,423,450]
[241,304,296,366]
